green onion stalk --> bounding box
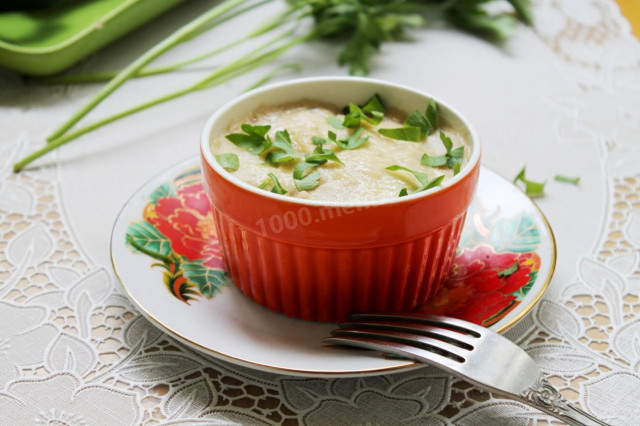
[46,0,255,143]
[13,31,312,172]
[39,1,306,85]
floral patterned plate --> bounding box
[111,158,556,377]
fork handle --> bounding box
[517,377,610,426]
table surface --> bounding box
[1,1,639,424]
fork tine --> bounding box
[323,334,466,373]
[338,320,479,348]
[330,327,472,361]
[347,313,485,338]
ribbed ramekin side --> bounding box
[212,209,468,322]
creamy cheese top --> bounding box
[210,101,471,202]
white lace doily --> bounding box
[1,0,639,424]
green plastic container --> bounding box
[0,0,184,76]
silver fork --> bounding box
[324,313,609,426]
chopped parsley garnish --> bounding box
[344,95,386,127]
[378,127,422,142]
[293,161,321,191]
[214,153,239,171]
[329,94,387,129]
[227,125,299,164]
[326,117,345,129]
[361,94,386,118]
[379,99,438,142]
[514,167,546,197]
[266,129,298,163]
[407,99,438,137]
[330,127,369,150]
[421,132,464,174]
[262,172,287,195]
[227,96,458,197]
[386,165,445,193]
[305,148,343,165]
[554,175,580,185]
[226,124,272,154]
[305,137,343,164]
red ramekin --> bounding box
[201,77,481,322]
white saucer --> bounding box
[111,158,555,377]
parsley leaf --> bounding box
[293,161,321,191]
[446,7,517,41]
[421,132,464,171]
[343,96,386,128]
[266,172,287,195]
[507,0,534,25]
[406,99,438,137]
[379,99,438,141]
[421,154,447,167]
[305,147,343,165]
[309,2,425,76]
[265,129,299,163]
[215,153,239,171]
[425,99,438,131]
[398,188,409,197]
[554,175,580,185]
[306,134,343,164]
[514,167,546,197]
[326,117,345,129]
[403,111,431,137]
[327,94,387,132]
[334,127,369,150]
[417,175,445,192]
[386,165,444,193]
[361,94,386,117]
[386,165,429,185]
[226,124,272,154]
[378,126,422,142]
[227,126,299,163]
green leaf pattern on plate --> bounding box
[126,167,228,304]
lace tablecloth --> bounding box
[1,0,639,424]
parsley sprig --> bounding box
[554,175,580,185]
[386,165,445,195]
[259,173,288,195]
[226,125,299,163]
[228,124,345,193]
[328,94,386,130]
[307,136,344,164]
[293,137,343,190]
[215,153,240,171]
[226,124,272,154]
[323,95,386,153]
[514,167,546,197]
[329,128,369,150]
[293,162,322,191]
[379,99,438,142]
[421,131,465,175]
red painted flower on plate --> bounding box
[144,181,223,269]
[416,245,540,325]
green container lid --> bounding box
[0,0,184,76]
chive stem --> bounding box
[46,0,255,142]
[39,0,301,85]
[13,32,310,172]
